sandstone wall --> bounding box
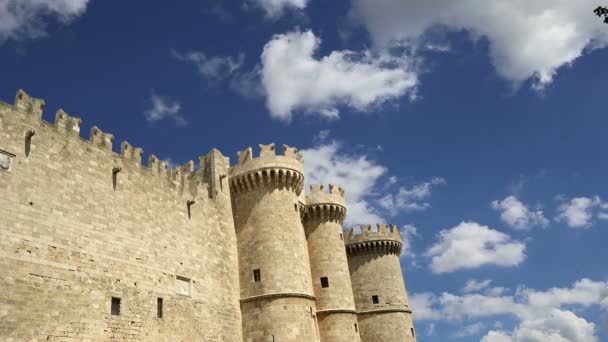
[229,144,318,342]
[0,90,242,341]
[303,184,360,342]
[346,225,416,342]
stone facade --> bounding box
[0,89,416,341]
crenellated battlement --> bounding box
[120,141,144,167]
[344,224,402,256]
[14,89,45,120]
[302,184,347,223]
[0,89,234,200]
[228,143,304,195]
[55,109,82,134]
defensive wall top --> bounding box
[305,184,345,207]
[0,89,230,199]
[344,224,402,256]
[227,143,305,195]
[229,143,303,177]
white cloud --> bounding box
[251,0,307,17]
[491,196,549,230]
[379,177,445,215]
[413,278,608,341]
[400,224,418,256]
[260,30,418,120]
[481,330,514,342]
[300,141,386,225]
[426,221,526,274]
[350,0,608,88]
[463,279,493,293]
[521,278,608,310]
[172,50,245,81]
[556,196,603,228]
[483,309,597,342]
[144,94,186,126]
[410,293,441,320]
[0,0,89,42]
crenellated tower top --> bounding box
[302,184,347,224]
[228,143,304,195]
[344,224,402,256]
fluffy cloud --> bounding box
[555,196,608,228]
[400,224,418,256]
[379,177,445,215]
[350,0,608,88]
[413,278,608,341]
[491,196,549,230]
[144,94,186,126]
[426,221,526,274]
[251,0,307,17]
[409,293,441,320]
[483,309,597,342]
[260,30,418,120]
[0,0,89,42]
[300,141,387,225]
[463,279,493,293]
[172,50,245,81]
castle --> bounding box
[0,89,416,342]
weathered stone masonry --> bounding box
[0,89,416,341]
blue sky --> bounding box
[2,0,608,340]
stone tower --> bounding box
[345,224,417,342]
[229,144,319,342]
[303,184,361,342]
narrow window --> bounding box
[354,323,358,332]
[25,130,35,157]
[176,276,190,296]
[187,200,195,221]
[111,297,121,315]
[372,295,379,304]
[253,269,261,282]
[157,298,163,319]
[340,233,343,240]
[320,277,329,288]
[411,327,415,338]
[112,167,121,191]
[294,203,298,212]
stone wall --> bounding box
[0,90,242,341]
[346,225,416,342]
[229,144,318,341]
[303,184,360,342]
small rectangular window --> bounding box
[253,269,261,282]
[111,297,121,315]
[372,295,379,304]
[320,277,329,288]
[176,276,191,296]
[354,323,358,332]
[411,327,415,337]
[157,298,163,319]
[340,233,343,240]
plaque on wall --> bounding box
[0,151,13,172]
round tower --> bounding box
[229,143,318,342]
[345,224,417,342]
[303,184,361,342]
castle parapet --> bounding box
[55,109,82,134]
[120,141,144,167]
[303,184,346,223]
[228,143,304,195]
[14,89,45,120]
[344,224,402,256]
[90,126,114,150]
